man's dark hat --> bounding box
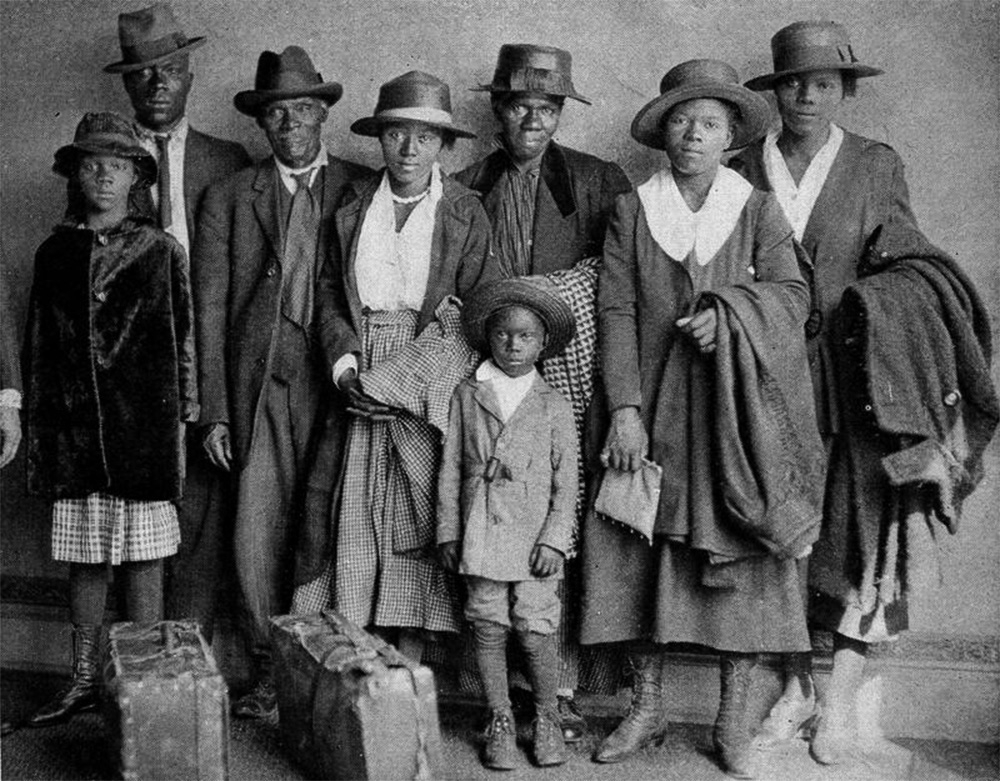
[462,277,577,361]
[351,71,475,139]
[745,21,883,91]
[234,46,343,117]
[472,43,591,105]
[53,112,158,189]
[103,3,205,74]
[631,59,772,151]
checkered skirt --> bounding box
[51,492,180,564]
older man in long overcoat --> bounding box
[193,46,369,719]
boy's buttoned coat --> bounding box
[437,373,578,582]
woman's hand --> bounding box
[677,309,718,354]
[337,368,399,420]
[0,407,21,469]
[530,544,564,578]
[438,541,460,572]
[601,406,648,472]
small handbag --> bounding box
[594,459,662,544]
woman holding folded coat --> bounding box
[580,59,826,778]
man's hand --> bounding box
[601,406,648,472]
[438,541,460,573]
[529,544,564,578]
[337,368,399,421]
[202,422,233,472]
[677,309,718,354]
[0,406,21,469]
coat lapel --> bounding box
[801,132,863,254]
[182,129,204,240]
[335,175,379,336]
[472,378,506,425]
[251,159,282,262]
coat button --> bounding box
[255,357,266,367]
[943,390,961,407]
[95,290,107,302]
[266,264,278,277]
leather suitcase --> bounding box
[271,609,443,780]
[104,620,230,781]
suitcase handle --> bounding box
[320,609,413,670]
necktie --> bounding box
[155,134,172,229]
[281,171,318,328]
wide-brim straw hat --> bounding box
[234,46,343,117]
[462,277,576,361]
[745,21,883,91]
[472,43,591,105]
[104,3,206,74]
[53,112,158,189]
[351,71,475,139]
[631,59,772,151]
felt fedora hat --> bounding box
[351,71,475,138]
[745,21,883,91]
[53,112,158,189]
[103,3,206,74]
[462,276,576,361]
[631,58,772,151]
[472,43,591,105]
[234,46,343,117]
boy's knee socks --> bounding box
[474,621,511,712]
[517,629,559,716]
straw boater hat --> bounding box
[103,3,205,74]
[744,21,883,91]
[234,46,343,117]
[351,71,475,139]
[630,59,772,151]
[53,112,158,189]
[462,277,577,361]
[473,43,591,105]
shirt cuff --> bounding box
[0,389,22,409]
[331,354,359,387]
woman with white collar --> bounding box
[732,22,919,765]
[310,71,495,650]
[581,60,824,778]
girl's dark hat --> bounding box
[53,112,158,189]
[462,277,577,361]
[351,71,476,139]
[103,3,206,74]
[745,21,883,91]
[234,46,343,117]
[472,43,591,105]
[631,59,772,151]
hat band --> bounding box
[255,71,324,92]
[120,33,189,65]
[774,44,858,74]
[374,106,455,127]
[494,67,575,96]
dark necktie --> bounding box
[155,134,172,229]
[281,171,318,328]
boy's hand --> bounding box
[438,541,460,572]
[529,544,564,578]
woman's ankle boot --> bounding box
[593,649,667,763]
[713,653,758,778]
[27,623,104,728]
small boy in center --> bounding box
[437,277,579,770]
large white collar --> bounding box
[637,165,752,266]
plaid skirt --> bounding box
[51,492,180,564]
[333,309,463,633]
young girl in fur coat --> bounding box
[22,112,197,728]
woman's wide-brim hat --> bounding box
[104,3,206,74]
[53,112,158,189]
[234,46,343,117]
[351,71,475,139]
[631,59,772,151]
[462,277,577,361]
[745,21,883,91]
[472,43,591,105]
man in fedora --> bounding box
[193,45,370,719]
[104,2,251,644]
[457,43,632,744]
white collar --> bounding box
[637,166,752,266]
[763,124,843,241]
[476,359,538,386]
[274,142,329,192]
[135,117,188,143]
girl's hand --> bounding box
[438,541,460,572]
[677,309,718,354]
[529,544,564,578]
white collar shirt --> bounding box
[136,117,190,257]
[274,142,329,194]
[476,359,538,423]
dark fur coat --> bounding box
[24,218,197,500]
